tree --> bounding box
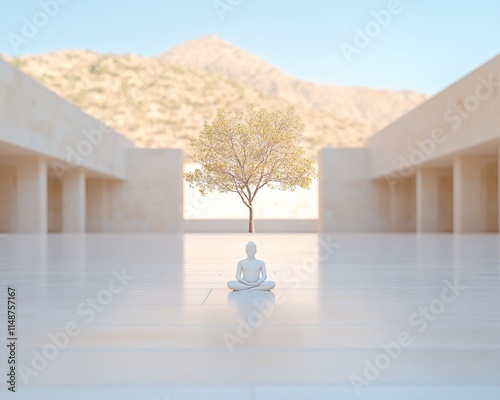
[185,106,318,233]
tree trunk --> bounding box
[248,206,255,233]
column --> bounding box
[416,168,439,232]
[0,164,16,232]
[86,179,108,232]
[16,156,48,233]
[62,169,86,233]
[453,156,483,233]
[499,144,500,232]
[164,149,184,233]
[484,160,498,232]
[390,176,416,232]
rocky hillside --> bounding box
[162,35,428,129]
[3,35,429,159]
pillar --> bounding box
[390,176,415,232]
[16,156,48,233]
[498,144,500,232]
[484,159,498,232]
[62,169,86,233]
[416,167,453,233]
[416,168,439,232]
[453,156,483,232]
[164,149,184,233]
[86,179,108,232]
[437,171,453,232]
[0,164,16,232]
[48,177,62,232]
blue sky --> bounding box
[0,0,498,93]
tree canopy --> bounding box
[185,106,317,232]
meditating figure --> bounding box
[227,241,275,291]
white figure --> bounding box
[227,241,275,291]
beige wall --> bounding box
[3,54,499,235]
[367,55,500,180]
[319,55,500,233]
[437,171,453,232]
[0,60,184,234]
[48,177,62,233]
[87,149,183,233]
[415,168,453,233]
[184,219,317,233]
[0,164,16,232]
[62,170,86,233]
[86,179,108,232]
[319,148,390,232]
[320,147,499,235]
[0,59,131,180]
[16,156,47,233]
[391,176,415,232]
[0,149,184,234]
[453,156,498,233]
[484,160,499,232]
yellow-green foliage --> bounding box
[185,106,318,232]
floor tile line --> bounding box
[201,289,213,305]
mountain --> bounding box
[3,36,429,159]
[162,35,429,130]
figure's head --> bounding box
[245,241,257,257]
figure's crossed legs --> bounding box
[227,281,275,291]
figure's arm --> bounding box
[235,262,249,285]
[254,261,268,286]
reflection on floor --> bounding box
[0,233,499,399]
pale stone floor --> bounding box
[0,233,499,399]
